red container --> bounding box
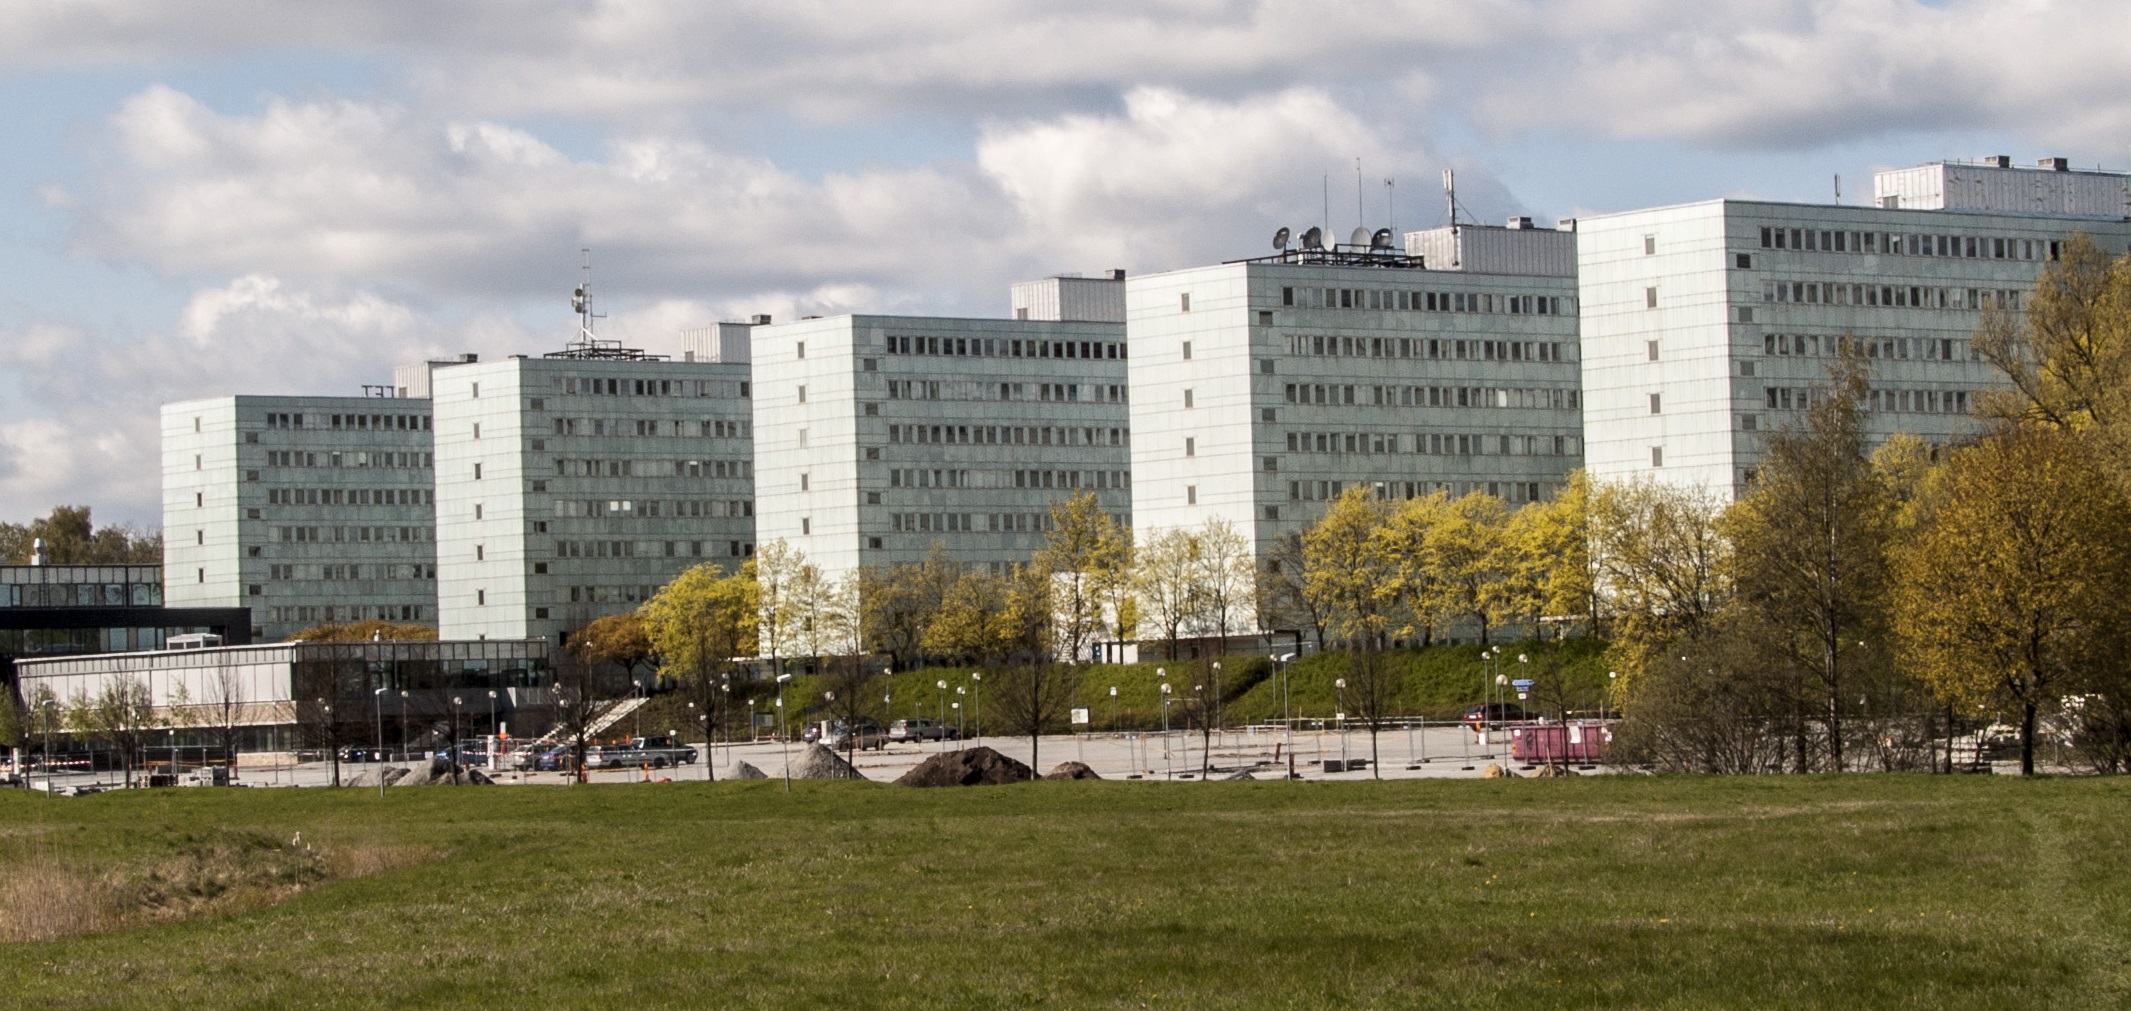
[1509,721,1612,763]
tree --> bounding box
[1258,531,1329,651]
[924,568,1013,665]
[1505,472,1598,638]
[0,506,161,565]
[641,560,760,777]
[1612,615,1798,774]
[1189,517,1254,754]
[1304,487,1399,777]
[1425,492,1515,644]
[1972,232,2131,488]
[1134,526,1202,662]
[859,546,957,669]
[288,619,438,643]
[1890,428,2131,774]
[550,649,626,783]
[1035,491,1130,664]
[572,612,660,695]
[1720,342,1889,771]
[1590,478,1729,694]
[754,539,806,677]
[990,562,1075,772]
[66,674,155,788]
[0,685,24,774]
[202,655,248,776]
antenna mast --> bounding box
[1355,158,1365,239]
[546,247,663,361]
[1386,177,1396,235]
[1442,168,1458,228]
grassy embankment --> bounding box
[4,775,2129,1008]
[634,638,1611,739]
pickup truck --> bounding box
[583,736,699,769]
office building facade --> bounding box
[1126,235,1584,562]
[162,396,438,641]
[1576,161,2131,497]
[751,314,1132,583]
[429,354,756,642]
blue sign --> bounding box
[1511,679,1534,689]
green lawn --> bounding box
[4,775,2129,1008]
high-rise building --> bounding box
[428,352,756,641]
[161,396,437,641]
[750,313,1131,584]
[1126,228,1585,562]
[1574,159,2131,498]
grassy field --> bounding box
[4,775,2129,1009]
[636,638,1613,738]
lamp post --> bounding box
[450,696,466,785]
[1274,652,1297,780]
[1605,671,1616,722]
[487,690,499,769]
[970,671,983,748]
[40,699,57,795]
[1335,678,1348,768]
[397,690,409,760]
[775,673,793,793]
[373,687,386,799]
[955,686,966,740]
[319,701,336,788]
[936,679,949,753]
[1108,685,1118,734]
[1159,682,1173,778]
[1210,661,1223,750]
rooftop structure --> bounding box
[1874,157,2130,219]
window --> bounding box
[1651,446,1664,468]
[476,544,485,561]
[1180,293,1191,312]
[1738,307,1754,323]
[477,589,486,605]
[1739,361,1756,377]
[473,463,483,480]
[1736,253,1753,269]
[1185,437,1196,458]
[533,562,548,574]
[1649,393,1662,414]
[1645,287,1659,308]
[1183,389,1194,408]
[1259,358,1274,375]
[797,385,807,404]
[1646,341,1660,362]
[471,383,480,398]
[193,416,201,433]
[800,473,810,491]
[1181,340,1193,360]
[1257,311,1273,326]
[869,537,884,549]
[801,517,812,535]
[1643,234,1656,255]
[195,492,203,508]
[796,341,806,359]
[1263,457,1278,472]
[1740,415,1760,431]
[1186,485,1198,505]
[473,422,481,439]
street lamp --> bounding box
[372,687,387,799]
[1605,671,1617,722]
[487,690,499,767]
[40,699,57,796]
[1335,678,1349,768]
[936,679,949,753]
[1159,682,1173,778]
[955,686,966,740]
[1274,652,1297,781]
[775,672,793,793]
[970,671,983,747]
[398,690,409,760]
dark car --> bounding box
[1461,702,1535,729]
[528,745,578,772]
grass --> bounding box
[5,776,2130,1008]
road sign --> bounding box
[1512,679,1534,689]
[1517,692,1528,700]
[1071,707,1091,725]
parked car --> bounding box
[822,721,890,751]
[888,718,956,742]
[584,736,699,769]
[525,745,578,772]
[1461,702,1535,729]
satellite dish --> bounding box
[1349,226,1371,248]
[1299,226,1323,249]
[1272,226,1290,251]
[1370,228,1395,250]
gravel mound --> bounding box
[1481,762,1519,779]
[1043,761,1101,780]
[895,746,1033,787]
[725,760,768,780]
[791,743,867,780]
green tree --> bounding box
[288,619,438,643]
[0,506,161,564]
[1034,491,1129,664]
[570,612,660,694]
[66,674,155,788]
[1720,343,1889,771]
[1425,492,1515,644]
[1590,478,1729,697]
[859,546,958,669]
[754,539,806,677]
[1304,487,1398,776]
[1890,428,2131,774]
[642,560,759,773]
[1506,471,1598,638]
[1973,232,2131,486]
[1134,526,1202,662]
[1257,531,1329,651]
[1377,491,1450,646]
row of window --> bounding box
[1758,226,2058,262]
[262,450,432,469]
[272,526,431,543]
[878,512,1123,535]
[1012,469,1131,490]
[1762,279,2026,311]
[268,604,424,623]
[1760,333,1977,362]
[884,335,1127,361]
[0,583,162,608]
[887,424,1129,448]
[552,540,755,567]
[1285,383,1581,410]
[267,487,432,506]
[263,412,434,431]
[550,377,750,399]
[1282,286,1574,316]
[1283,334,1573,363]
[548,417,752,438]
[881,379,1130,404]
[1282,430,1582,457]
[1284,479,1553,505]
[266,563,434,581]
[552,499,754,519]
[544,458,756,479]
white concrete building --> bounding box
[1576,160,2131,498]
[429,353,755,642]
[1011,272,1127,322]
[161,396,438,641]
[750,313,1131,583]
[1127,233,1584,563]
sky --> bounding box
[3,0,2129,528]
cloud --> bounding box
[8,2,2131,157]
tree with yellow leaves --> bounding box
[641,560,759,772]
[1890,428,2131,775]
[1304,487,1399,776]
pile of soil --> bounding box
[1530,764,1578,778]
[895,746,1033,787]
[790,744,866,780]
[725,760,768,780]
[1043,762,1101,780]
[1481,763,1520,779]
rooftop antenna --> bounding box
[1355,158,1365,244]
[1386,177,1397,236]
[1322,173,1330,248]
[570,247,606,350]
[1443,168,1461,267]
[1834,174,1842,204]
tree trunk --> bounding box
[2021,700,2037,776]
[1824,639,1843,773]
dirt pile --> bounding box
[725,760,768,780]
[791,744,867,780]
[895,746,1033,787]
[1482,763,1519,779]
[1530,764,1578,778]
[1043,762,1101,780]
